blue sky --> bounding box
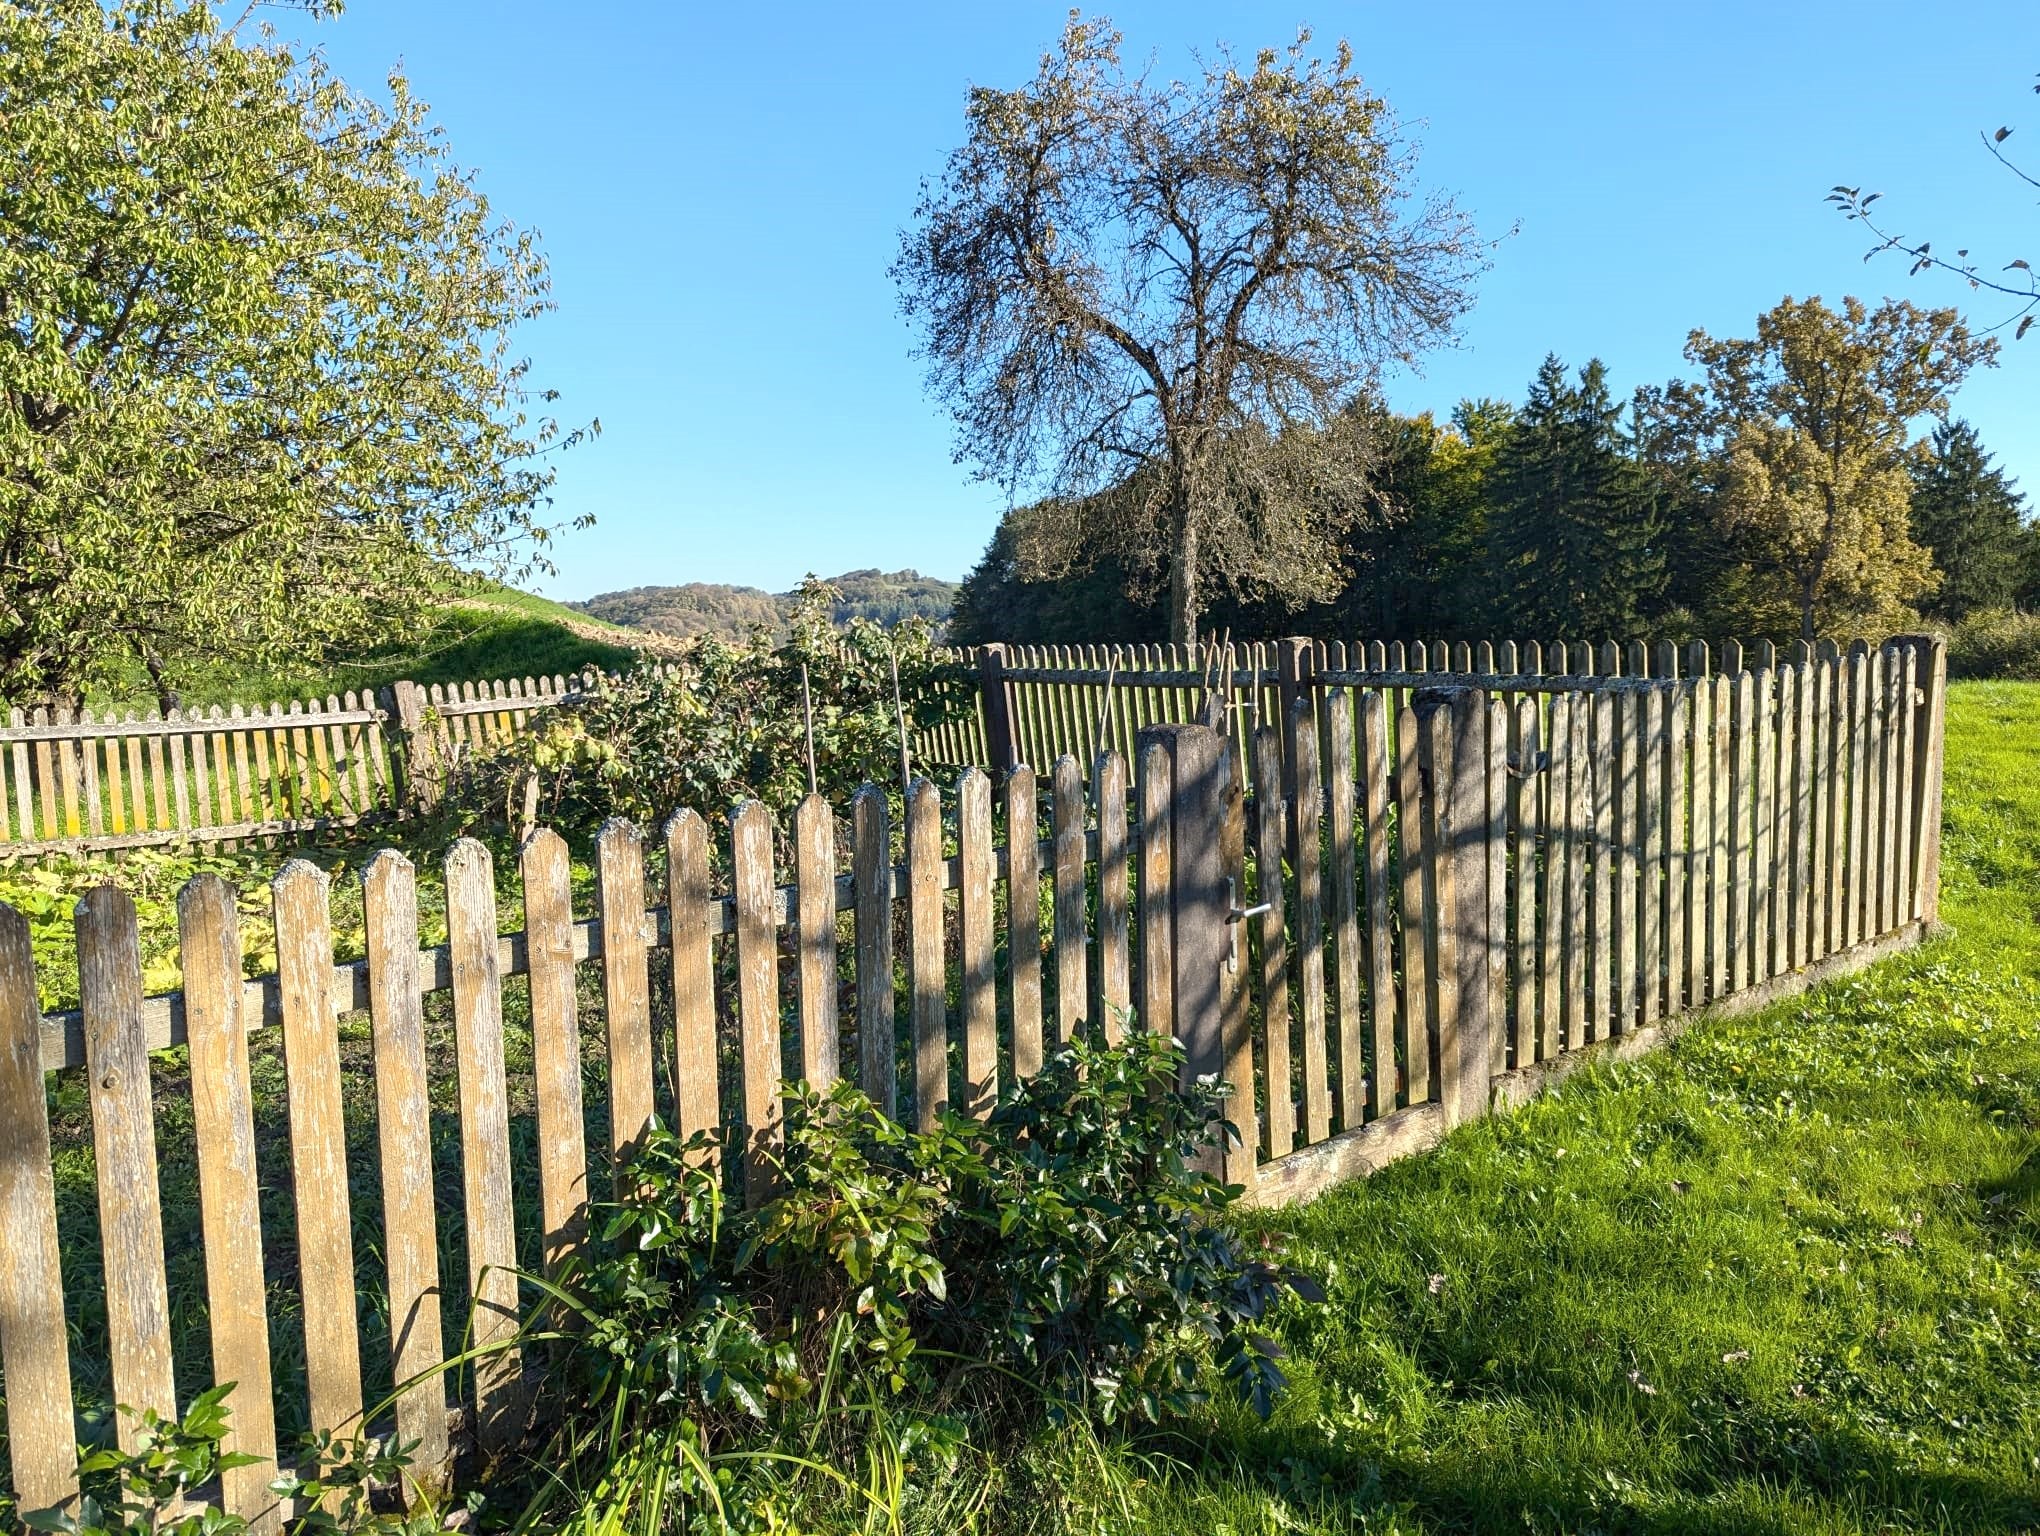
[293,1,2038,601]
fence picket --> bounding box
[179,877,278,1528]
[796,792,841,1090]
[1395,704,1432,1103]
[361,851,450,1498]
[1080,754,1125,1038]
[1324,690,1363,1126]
[906,780,948,1129]
[520,830,588,1276]
[666,810,720,1144]
[1138,741,1174,1041]
[444,840,522,1452]
[1290,709,1330,1142]
[1252,727,1295,1157]
[853,786,898,1114]
[958,769,997,1107]
[597,820,655,1172]
[0,904,77,1514]
[271,863,364,1447]
[1052,756,1088,1044]
[733,801,785,1201]
[1510,695,1539,1064]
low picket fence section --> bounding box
[0,634,1950,1524]
[0,762,1144,1522]
[0,675,592,856]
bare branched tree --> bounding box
[1830,71,2039,341]
[893,16,1487,645]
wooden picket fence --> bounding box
[0,675,598,856]
[0,633,1948,1523]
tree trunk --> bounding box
[1167,481,1200,649]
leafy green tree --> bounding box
[1484,357,1666,636]
[0,0,583,705]
[1682,296,1993,639]
[1909,419,2033,621]
[895,16,1484,647]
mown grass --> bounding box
[86,582,640,711]
[964,682,2040,1532]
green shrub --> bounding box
[436,577,969,842]
[11,1384,436,1536]
[1947,609,2040,680]
[512,1030,1318,1530]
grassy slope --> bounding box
[1002,681,2039,1533]
[89,583,642,710]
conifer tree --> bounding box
[1910,419,2033,620]
[1485,356,1666,636]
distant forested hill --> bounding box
[576,569,958,641]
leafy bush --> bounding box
[437,577,970,841]
[514,1030,1317,1529]
[1946,608,2040,680]
[12,1384,436,1536]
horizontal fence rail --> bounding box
[0,634,1948,1522]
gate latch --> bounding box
[1225,877,1273,972]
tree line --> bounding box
[950,294,2036,648]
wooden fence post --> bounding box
[1139,721,1255,1187]
[1904,635,1949,925]
[386,680,441,814]
[979,644,1018,773]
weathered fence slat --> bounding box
[733,801,785,1202]
[1251,726,1295,1157]
[180,876,280,1529]
[446,840,522,1453]
[0,905,77,1513]
[796,792,842,1091]
[1052,756,1088,1046]
[958,769,997,1108]
[1324,690,1364,1125]
[906,780,948,1130]
[520,830,589,1278]
[271,863,365,1446]
[1004,766,1043,1081]
[667,810,720,1145]
[597,819,655,1172]
[361,851,450,1499]
[1094,752,1132,1034]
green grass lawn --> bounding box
[981,683,2039,1532]
[85,582,642,711]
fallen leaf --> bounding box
[1721,1349,1750,1364]
[1427,1273,1447,1295]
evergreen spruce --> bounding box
[1485,357,1668,635]
[1910,420,2034,620]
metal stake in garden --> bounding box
[889,636,913,796]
